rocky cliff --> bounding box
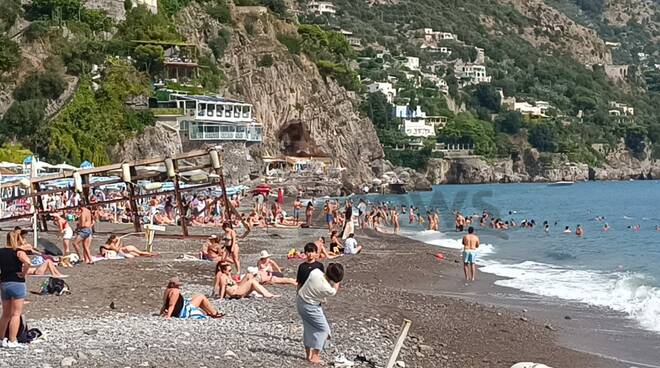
[425,146,660,185]
[175,4,385,191]
[503,0,613,65]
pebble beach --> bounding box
[0,223,627,368]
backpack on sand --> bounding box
[41,277,70,296]
[4,316,42,344]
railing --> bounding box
[150,108,184,116]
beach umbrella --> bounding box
[54,163,77,171]
[0,162,21,169]
[80,161,94,169]
[22,156,33,165]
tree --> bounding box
[472,85,501,112]
[528,122,559,152]
[496,111,522,134]
[133,44,165,75]
[0,100,47,144]
[362,92,394,130]
[0,0,22,32]
[0,36,21,74]
[625,126,647,157]
[13,71,67,101]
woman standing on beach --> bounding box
[0,229,32,348]
[222,222,240,274]
[296,263,344,364]
[305,201,314,228]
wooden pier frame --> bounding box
[0,148,250,238]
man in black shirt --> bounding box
[296,242,324,289]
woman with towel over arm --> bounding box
[296,262,344,365]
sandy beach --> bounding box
[0,217,638,368]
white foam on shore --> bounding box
[480,261,660,333]
[399,228,660,334]
[400,229,494,256]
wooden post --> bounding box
[32,183,49,232]
[215,153,233,228]
[127,166,142,233]
[386,319,412,368]
[172,160,188,237]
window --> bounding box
[242,106,251,119]
[225,105,232,118]
[217,104,224,117]
[234,106,241,118]
[220,125,233,139]
[206,125,219,139]
[198,103,206,116]
[207,104,215,117]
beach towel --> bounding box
[178,299,207,320]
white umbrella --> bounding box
[0,162,20,169]
[53,163,77,171]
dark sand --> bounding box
[0,218,640,367]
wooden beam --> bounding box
[172,160,188,237]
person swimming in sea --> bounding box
[544,223,550,233]
[563,226,572,234]
[603,223,610,232]
[575,225,584,237]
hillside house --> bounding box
[403,56,420,71]
[513,100,553,117]
[454,61,491,86]
[367,82,397,103]
[609,101,634,116]
[394,105,435,138]
[422,73,449,94]
[308,1,336,16]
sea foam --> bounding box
[400,228,660,334]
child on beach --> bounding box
[297,243,325,289]
[296,263,344,364]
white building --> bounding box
[513,101,553,117]
[367,82,397,103]
[422,73,449,94]
[400,119,435,138]
[308,1,336,16]
[394,105,436,138]
[157,94,263,142]
[133,0,158,13]
[404,56,420,71]
[454,61,491,86]
[609,101,634,116]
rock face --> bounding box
[110,125,182,162]
[425,144,660,185]
[176,5,384,192]
[503,0,612,65]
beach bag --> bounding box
[41,277,70,296]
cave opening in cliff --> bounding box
[277,121,324,157]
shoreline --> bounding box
[424,234,660,368]
[0,221,645,367]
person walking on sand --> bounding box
[74,206,94,264]
[462,226,480,282]
[296,263,344,365]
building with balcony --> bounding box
[152,94,263,146]
[394,105,435,138]
[367,82,397,103]
[454,61,491,87]
[308,1,336,16]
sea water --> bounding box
[364,181,660,334]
